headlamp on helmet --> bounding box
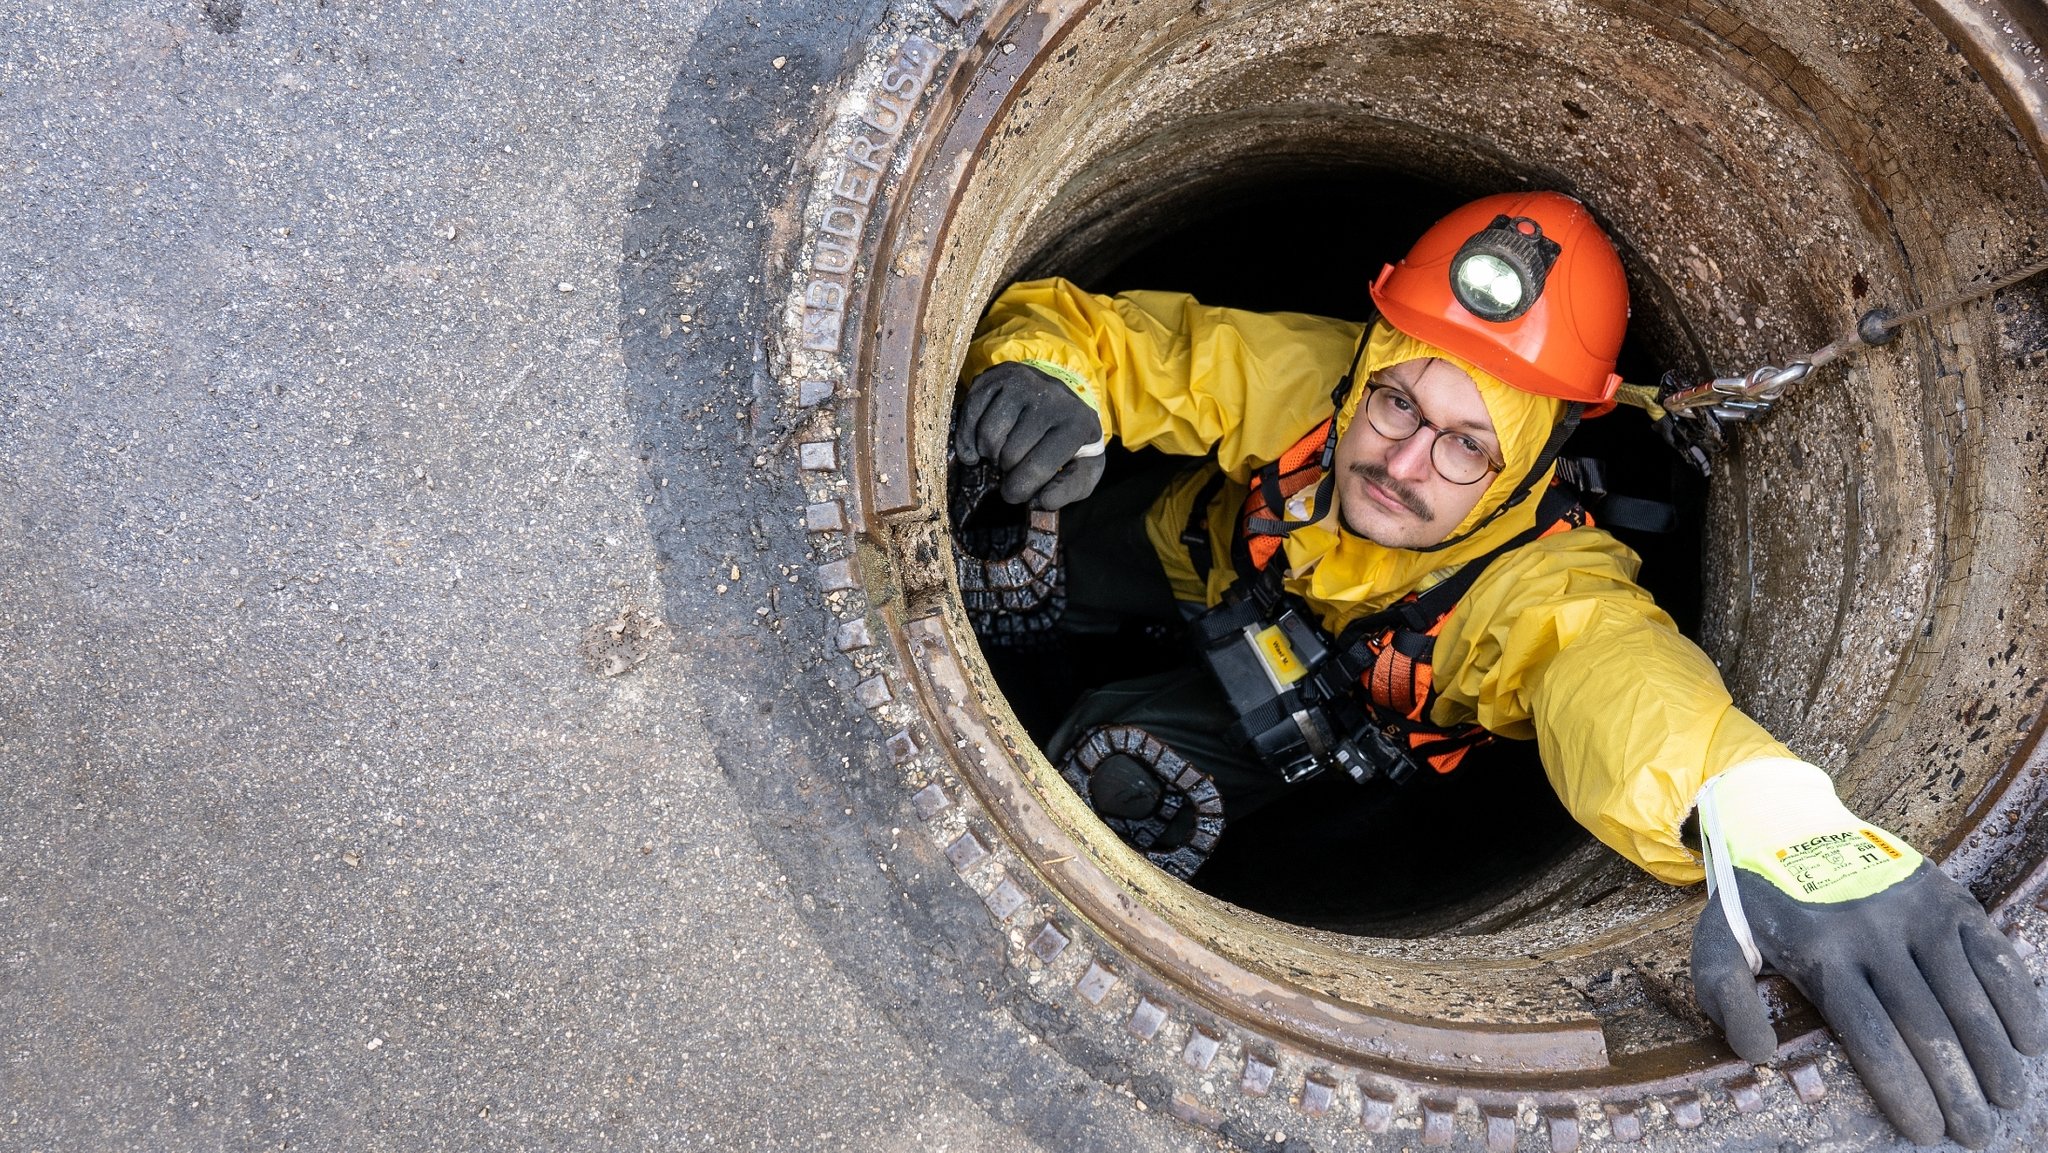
[1449,215,1560,323]
[1369,191,1628,408]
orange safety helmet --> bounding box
[1370,191,1629,416]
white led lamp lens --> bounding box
[1448,214,1559,323]
[1455,254,1525,313]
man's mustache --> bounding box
[1348,461,1432,519]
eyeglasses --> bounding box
[1361,381,1505,485]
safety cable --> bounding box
[1659,249,2048,430]
[1841,249,2048,357]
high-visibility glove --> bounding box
[952,361,1106,509]
[1689,758,2048,1148]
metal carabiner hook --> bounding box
[1705,362,1809,420]
[1664,361,1813,420]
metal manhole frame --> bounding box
[777,0,2048,1137]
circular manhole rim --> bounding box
[826,0,2048,1097]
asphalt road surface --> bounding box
[0,4,1198,1149]
[6,4,2043,1152]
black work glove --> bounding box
[1690,761,2048,1148]
[952,361,1105,509]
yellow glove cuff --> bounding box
[1015,358,1107,457]
[1697,758,1923,905]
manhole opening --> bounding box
[952,165,1710,935]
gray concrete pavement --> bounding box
[0,5,1168,1149]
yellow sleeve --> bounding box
[1430,527,1795,885]
[962,277,1363,476]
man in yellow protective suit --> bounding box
[952,192,2045,1148]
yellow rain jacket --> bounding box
[963,277,1793,885]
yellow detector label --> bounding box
[1254,625,1307,685]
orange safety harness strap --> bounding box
[1174,318,1597,781]
[1195,480,1590,785]
[1231,323,1371,568]
[1208,386,1592,770]
[1322,484,1590,772]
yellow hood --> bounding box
[1285,321,1569,627]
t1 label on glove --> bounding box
[1773,828,1906,898]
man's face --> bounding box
[1332,357,1503,549]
